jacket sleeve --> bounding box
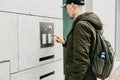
[70,21,92,80]
[62,39,67,47]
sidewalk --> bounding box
[106,61,120,80]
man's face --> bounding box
[65,4,75,19]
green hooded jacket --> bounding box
[64,12,103,80]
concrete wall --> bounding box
[108,0,120,79]
[86,0,116,49]
[116,0,120,60]
[93,0,120,80]
[0,0,64,80]
[1,0,120,80]
[93,0,115,49]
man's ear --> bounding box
[71,3,76,9]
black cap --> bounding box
[62,0,85,7]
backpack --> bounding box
[91,30,115,80]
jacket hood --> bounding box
[75,12,103,30]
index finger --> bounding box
[52,34,58,38]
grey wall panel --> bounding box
[0,61,10,80]
[0,0,62,18]
[116,0,120,60]
[93,0,115,26]
[93,0,115,49]
[11,63,55,80]
[54,60,64,80]
[0,12,18,73]
[0,0,63,80]
[18,15,63,70]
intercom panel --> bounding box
[40,22,54,48]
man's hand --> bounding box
[52,34,65,45]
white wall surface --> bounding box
[18,15,63,70]
[0,12,18,73]
[116,0,120,60]
[11,60,64,80]
[0,0,64,80]
[93,0,115,49]
[11,62,55,80]
[0,0,62,18]
[92,0,120,80]
[0,61,10,80]
[93,0,115,26]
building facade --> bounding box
[0,0,120,80]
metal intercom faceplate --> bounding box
[40,22,54,48]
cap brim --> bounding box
[61,4,66,8]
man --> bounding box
[54,0,103,80]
